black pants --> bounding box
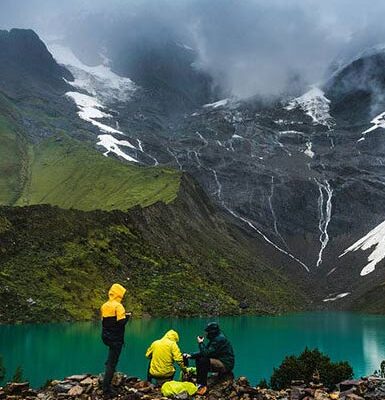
[103,342,123,392]
[195,356,211,386]
[146,361,174,383]
[195,356,228,386]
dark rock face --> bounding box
[0,29,73,98]
[325,52,385,124]
[0,29,86,143]
[109,48,385,310]
[112,39,215,117]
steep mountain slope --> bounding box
[15,134,181,210]
[62,38,385,312]
[0,29,72,99]
[0,28,312,323]
[0,174,309,323]
[0,93,28,204]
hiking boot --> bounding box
[197,385,208,395]
[103,388,118,398]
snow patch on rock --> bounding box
[323,293,350,302]
[203,99,230,109]
[97,135,138,162]
[286,86,334,128]
[340,220,385,276]
[50,44,140,162]
[66,92,124,135]
[361,111,385,139]
[304,142,315,158]
[49,44,136,103]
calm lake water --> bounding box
[2,312,385,387]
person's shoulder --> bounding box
[112,301,125,311]
[216,334,228,342]
[100,300,109,309]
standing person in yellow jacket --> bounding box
[145,330,186,383]
[101,283,131,396]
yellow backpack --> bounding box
[161,380,198,397]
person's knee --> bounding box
[209,359,228,376]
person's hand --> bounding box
[197,336,204,344]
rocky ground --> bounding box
[2,373,385,400]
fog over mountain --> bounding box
[2,0,385,98]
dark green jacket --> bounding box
[192,333,235,371]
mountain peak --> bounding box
[0,28,72,98]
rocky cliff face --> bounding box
[85,44,385,311]
[0,29,72,98]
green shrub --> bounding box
[12,366,24,383]
[257,378,269,389]
[270,348,353,390]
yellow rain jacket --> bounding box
[146,330,184,377]
[101,283,127,344]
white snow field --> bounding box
[97,135,138,162]
[360,111,385,140]
[49,44,140,162]
[286,86,334,128]
[49,44,135,102]
[340,220,385,276]
[65,92,123,134]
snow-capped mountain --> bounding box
[3,28,385,312]
[50,38,385,309]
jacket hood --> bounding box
[108,283,126,302]
[163,329,179,342]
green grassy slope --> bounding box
[348,282,385,313]
[13,134,181,210]
[0,198,308,323]
[0,95,28,205]
[0,90,181,211]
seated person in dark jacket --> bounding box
[101,283,131,396]
[187,322,234,395]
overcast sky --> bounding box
[1,0,385,98]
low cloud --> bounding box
[1,0,385,98]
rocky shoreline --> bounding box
[2,372,385,400]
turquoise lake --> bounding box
[2,312,385,387]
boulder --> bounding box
[339,380,366,395]
[53,383,74,393]
[64,375,88,382]
[79,377,93,386]
[314,389,329,400]
[67,385,83,396]
[237,376,250,387]
[5,382,30,395]
[345,394,364,400]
